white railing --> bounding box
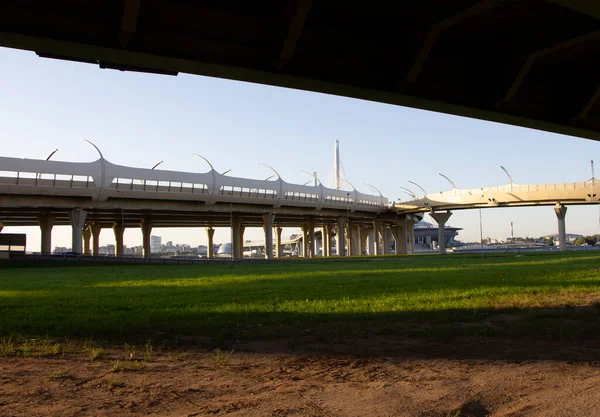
[0,156,388,211]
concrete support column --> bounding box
[231,217,243,259]
[346,223,357,256]
[336,217,346,256]
[206,227,215,259]
[82,226,91,255]
[275,227,283,258]
[238,225,245,258]
[399,225,407,254]
[554,204,568,251]
[113,223,124,256]
[367,228,375,255]
[357,226,365,256]
[391,224,407,254]
[141,220,152,258]
[301,224,310,258]
[390,225,399,255]
[358,227,368,256]
[38,213,55,254]
[324,225,332,257]
[345,220,354,257]
[263,214,275,259]
[372,220,381,256]
[90,223,102,256]
[69,208,87,255]
[407,219,415,255]
[382,226,392,255]
[315,230,322,257]
[308,220,315,258]
[430,211,452,254]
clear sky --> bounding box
[1,46,599,251]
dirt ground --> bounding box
[2,337,600,417]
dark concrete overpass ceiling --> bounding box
[1,0,599,139]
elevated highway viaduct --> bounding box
[0,155,420,259]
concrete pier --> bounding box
[82,226,91,255]
[231,217,243,259]
[371,220,381,255]
[263,214,274,259]
[357,225,365,256]
[391,223,407,254]
[430,211,452,254]
[38,213,55,254]
[206,227,215,259]
[141,220,152,258]
[324,224,332,257]
[336,217,346,256]
[382,226,392,255]
[113,223,124,256]
[69,208,87,255]
[308,220,315,258]
[90,223,101,256]
[275,227,283,258]
[407,219,415,255]
[554,203,568,251]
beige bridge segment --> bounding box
[395,177,599,252]
[395,179,599,213]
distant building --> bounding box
[217,242,232,256]
[99,244,115,255]
[150,236,162,253]
[413,221,461,247]
[542,233,583,244]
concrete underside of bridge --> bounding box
[0,1,599,140]
[0,195,400,228]
[0,195,417,258]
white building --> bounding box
[150,236,162,253]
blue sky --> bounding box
[1,46,599,251]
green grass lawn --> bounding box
[1,252,600,345]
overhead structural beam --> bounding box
[578,86,600,119]
[279,0,312,64]
[119,0,141,48]
[548,0,600,19]
[406,0,504,82]
[503,31,600,103]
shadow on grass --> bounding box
[1,252,600,361]
[2,302,600,362]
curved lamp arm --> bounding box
[438,173,457,189]
[192,153,215,171]
[259,163,281,180]
[301,170,321,185]
[340,177,356,191]
[82,139,104,160]
[364,182,382,196]
[399,186,416,198]
[151,161,163,170]
[499,165,515,184]
[408,180,427,195]
[46,149,58,161]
